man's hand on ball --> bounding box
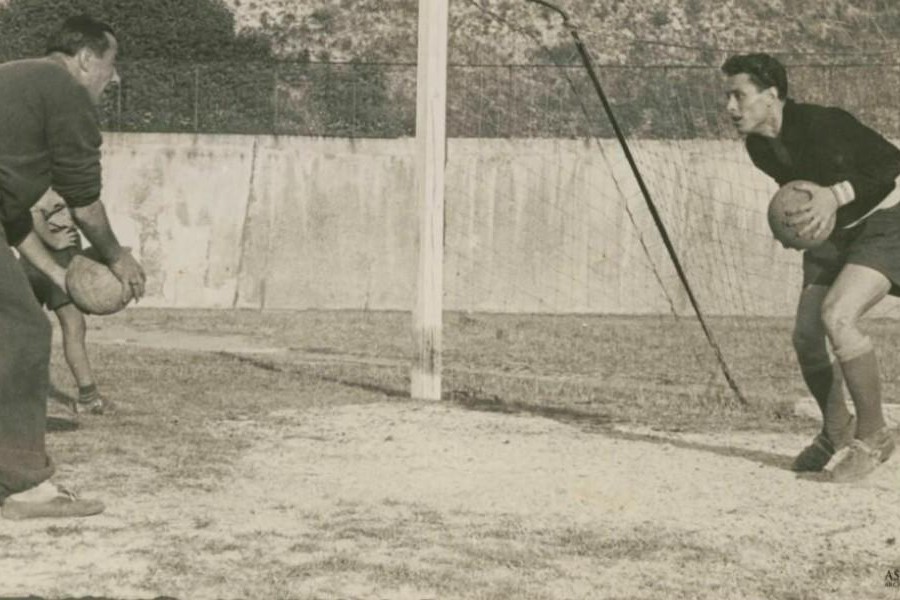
[784,181,838,239]
[109,249,146,303]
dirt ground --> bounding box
[4,321,900,599]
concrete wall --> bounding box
[102,134,419,311]
[98,133,900,317]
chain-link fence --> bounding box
[100,60,900,139]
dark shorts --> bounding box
[803,202,900,296]
[20,245,81,311]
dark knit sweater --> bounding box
[746,99,900,229]
[0,56,102,245]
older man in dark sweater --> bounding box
[0,15,145,519]
[723,53,900,483]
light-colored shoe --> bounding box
[77,393,113,415]
[1,484,104,520]
[825,427,896,483]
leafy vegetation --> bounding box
[2,0,898,136]
[226,0,900,64]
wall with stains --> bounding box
[102,133,419,311]
[98,133,900,316]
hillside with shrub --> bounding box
[222,0,900,138]
[2,0,898,136]
[222,0,900,65]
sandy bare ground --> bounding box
[3,323,900,599]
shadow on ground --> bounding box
[449,389,795,472]
[220,350,796,474]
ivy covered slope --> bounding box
[214,0,900,137]
[0,0,270,61]
[1,0,898,63]
[1,0,897,135]
[0,0,280,132]
[224,0,900,64]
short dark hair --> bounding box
[721,53,788,100]
[46,14,116,57]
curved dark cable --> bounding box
[525,0,748,405]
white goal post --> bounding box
[411,0,449,401]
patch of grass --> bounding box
[193,516,215,529]
[288,541,320,553]
[46,341,386,499]
[449,539,555,571]
[546,526,718,564]
[291,551,369,575]
[44,524,84,538]
[202,539,243,554]
[333,523,401,541]
[96,308,841,435]
[29,308,896,599]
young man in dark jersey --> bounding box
[0,15,145,519]
[722,53,900,482]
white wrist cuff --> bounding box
[830,181,855,207]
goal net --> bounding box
[432,0,900,417]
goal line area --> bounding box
[416,1,900,407]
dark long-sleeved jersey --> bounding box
[746,99,900,229]
[0,57,103,246]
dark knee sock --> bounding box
[78,384,99,404]
[840,350,886,440]
[801,362,852,442]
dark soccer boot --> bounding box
[791,415,855,472]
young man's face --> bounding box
[82,32,120,105]
[724,73,778,136]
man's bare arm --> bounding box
[17,232,67,291]
[71,199,146,301]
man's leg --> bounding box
[0,237,104,519]
[57,303,91,387]
[0,238,54,497]
[54,303,106,413]
[821,264,894,481]
[791,284,854,471]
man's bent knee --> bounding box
[821,300,872,362]
[831,334,874,363]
